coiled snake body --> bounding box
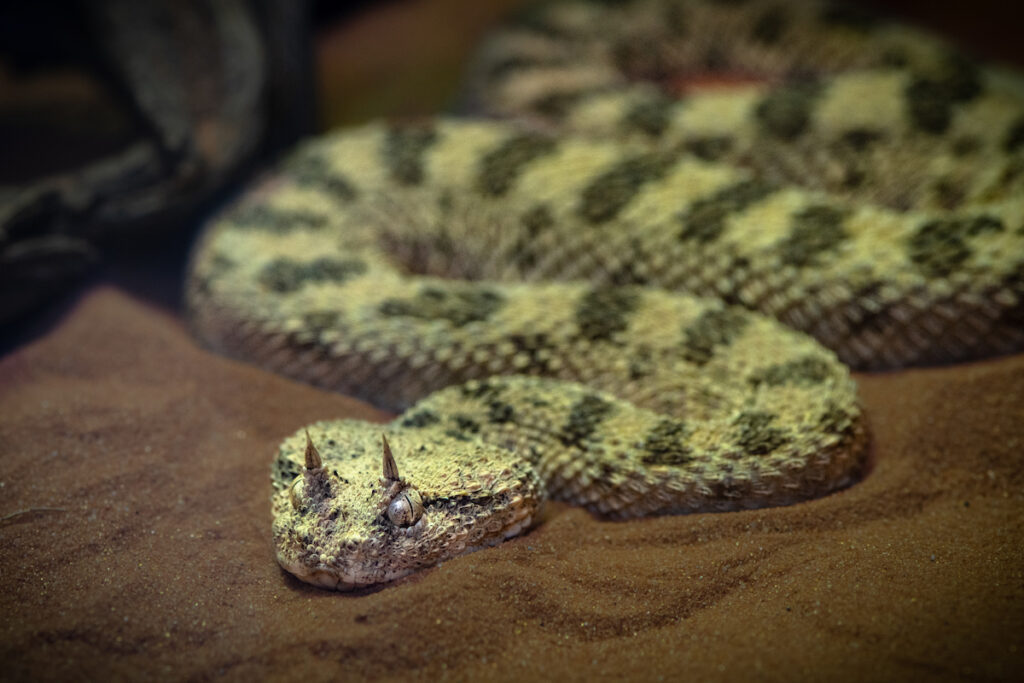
[186,0,1024,589]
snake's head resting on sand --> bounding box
[271,426,543,590]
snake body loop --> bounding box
[186,0,1024,589]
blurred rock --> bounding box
[0,0,313,323]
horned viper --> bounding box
[186,0,1024,590]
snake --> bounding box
[185,0,1024,590]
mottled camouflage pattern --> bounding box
[188,0,1024,589]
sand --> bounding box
[1,286,1022,681]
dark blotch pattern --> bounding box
[778,204,849,267]
[950,135,981,157]
[513,203,555,270]
[641,419,693,466]
[487,400,515,424]
[818,402,855,436]
[734,411,789,455]
[932,177,965,209]
[575,287,641,342]
[560,394,614,448]
[908,215,1005,277]
[749,355,834,386]
[258,257,367,293]
[401,410,441,428]
[578,153,675,224]
[678,179,775,243]
[209,253,235,273]
[383,123,438,185]
[229,205,328,233]
[604,238,653,286]
[461,379,505,400]
[273,455,304,488]
[839,128,884,151]
[521,204,554,235]
[531,90,594,119]
[380,286,505,327]
[755,83,820,140]
[682,308,749,365]
[623,95,675,138]
[507,333,557,372]
[284,150,358,201]
[476,133,556,196]
[685,135,734,161]
[446,415,481,441]
[904,56,982,134]
[628,345,654,380]
[193,253,236,295]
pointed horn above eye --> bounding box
[304,429,322,470]
[381,434,400,481]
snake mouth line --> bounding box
[276,512,535,590]
[276,555,416,592]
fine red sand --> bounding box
[1,287,1022,681]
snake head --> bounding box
[271,423,542,590]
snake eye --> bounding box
[289,477,306,509]
[386,489,423,527]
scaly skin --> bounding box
[186,0,1024,589]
